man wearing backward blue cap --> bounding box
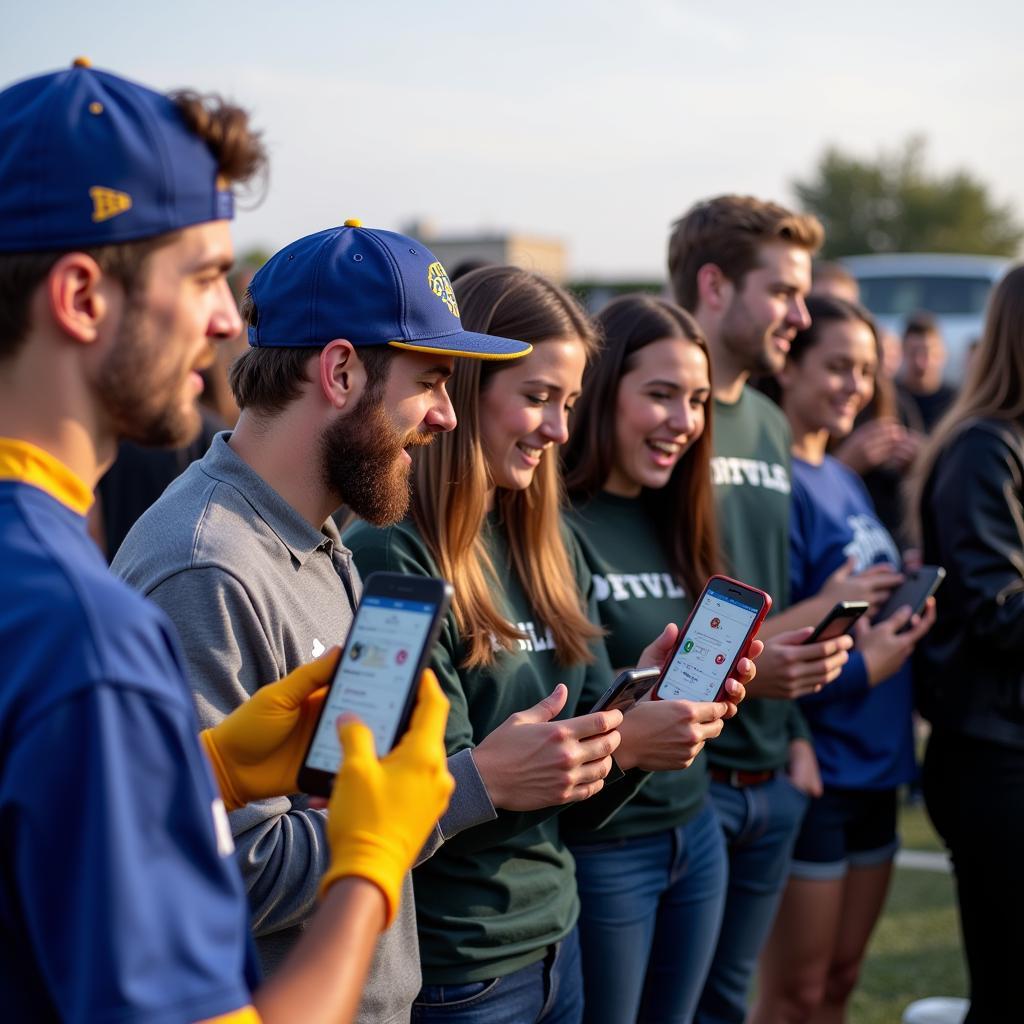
[0,61,460,1024]
[112,221,533,1023]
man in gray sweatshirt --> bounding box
[113,221,532,1023]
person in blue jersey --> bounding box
[347,267,751,1024]
[560,294,738,1024]
[0,62,453,1024]
[751,295,935,1023]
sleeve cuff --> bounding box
[416,748,497,865]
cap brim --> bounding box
[388,332,532,361]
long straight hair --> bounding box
[563,294,719,601]
[909,264,1024,539]
[410,265,604,669]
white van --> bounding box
[839,253,1011,382]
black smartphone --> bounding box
[654,575,772,703]
[298,572,452,797]
[590,667,662,714]
[803,600,870,643]
[873,566,945,632]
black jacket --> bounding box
[916,418,1024,749]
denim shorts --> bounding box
[790,785,899,880]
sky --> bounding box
[3,1,1023,277]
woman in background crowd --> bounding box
[754,295,934,1023]
[911,265,1024,1024]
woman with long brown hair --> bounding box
[560,294,729,1023]
[909,264,1024,1023]
[348,267,741,1023]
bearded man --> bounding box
[112,220,529,1024]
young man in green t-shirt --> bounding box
[668,195,860,1024]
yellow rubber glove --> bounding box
[200,648,341,811]
[319,669,455,927]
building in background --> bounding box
[403,219,568,283]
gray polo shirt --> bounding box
[112,432,495,1024]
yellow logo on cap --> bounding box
[90,186,132,223]
[427,261,459,318]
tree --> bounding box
[793,136,1023,258]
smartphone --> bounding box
[873,565,946,632]
[653,575,772,703]
[298,572,453,797]
[590,667,662,714]
[803,600,869,643]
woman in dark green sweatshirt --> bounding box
[561,294,727,1024]
[347,268,738,1024]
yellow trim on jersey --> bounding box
[387,340,533,361]
[0,438,93,515]
[197,1005,261,1024]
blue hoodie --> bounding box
[790,455,917,789]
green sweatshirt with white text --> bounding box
[346,513,639,983]
[708,388,810,772]
[563,490,709,841]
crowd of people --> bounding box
[2,60,1022,1024]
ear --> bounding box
[46,252,114,344]
[695,263,733,315]
[319,339,366,411]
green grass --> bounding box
[848,801,967,1023]
[898,799,945,854]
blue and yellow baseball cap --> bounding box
[0,59,233,252]
[246,222,532,360]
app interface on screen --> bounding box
[659,591,758,702]
[306,595,436,773]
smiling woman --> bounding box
[560,293,726,1024]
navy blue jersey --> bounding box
[0,441,258,1023]
[790,455,916,790]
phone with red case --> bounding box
[654,574,771,703]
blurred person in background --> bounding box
[753,294,934,1024]
[911,264,1024,1024]
[898,312,957,434]
[810,261,860,304]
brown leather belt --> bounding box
[709,767,776,787]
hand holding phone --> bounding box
[873,566,946,632]
[317,669,454,925]
[299,572,452,797]
[653,575,771,703]
[803,601,869,644]
[615,696,730,771]
[857,594,938,685]
[471,686,623,811]
[590,667,661,714]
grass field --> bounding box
[847,802,967,1023]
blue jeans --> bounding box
[695,774,810,1024]
[412,926,583,1024]
[571,801,727,1024]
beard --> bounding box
[720,297,786,376]
[320,390,434,526]
[94,298,206,448]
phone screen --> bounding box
[658,589,760,702]
[304,595,438,772]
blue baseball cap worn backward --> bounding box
[246,220,533,360]
[0,58,233,253]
